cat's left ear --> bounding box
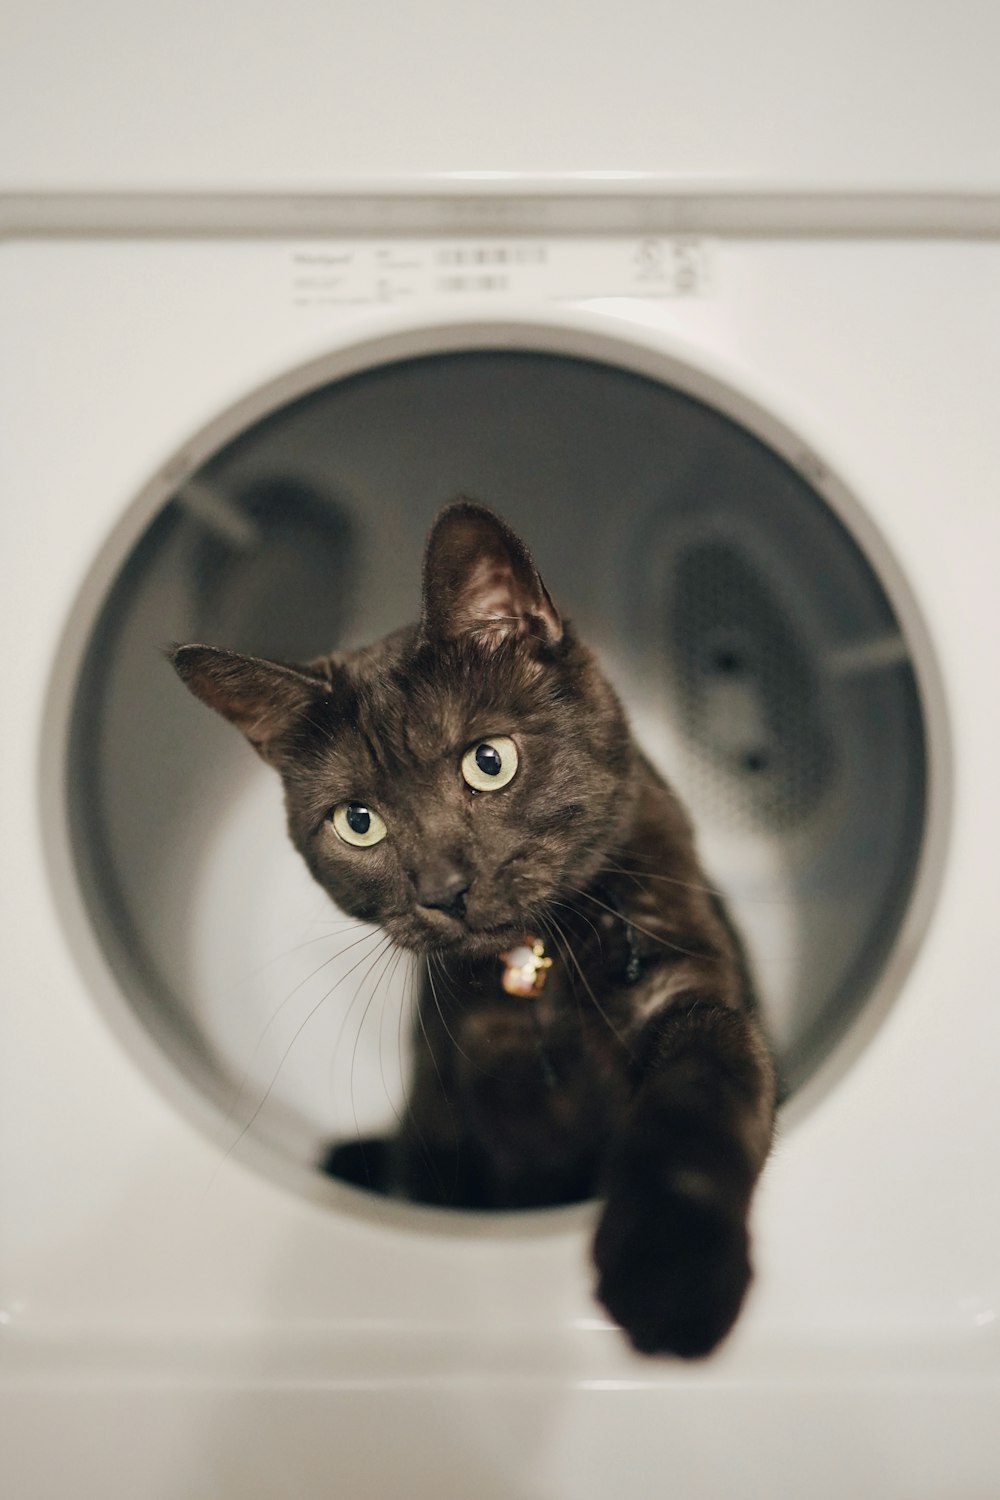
[420,500,563,650]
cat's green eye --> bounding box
[331,801,388,848]
[461,736,519,792]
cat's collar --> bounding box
[498,888,643,998]
[500,937,553,997]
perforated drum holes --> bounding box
[670,537,836,833]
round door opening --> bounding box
[66,344,932,1207]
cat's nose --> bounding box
[416,863,471,919]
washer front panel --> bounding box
[2,233,998,1384]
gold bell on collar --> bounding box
[500,936,553,997]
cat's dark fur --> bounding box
[172,500,776,1358]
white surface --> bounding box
[5,1364,1000,1500]
[3,0,1000,194]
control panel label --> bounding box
[289,237,712,308]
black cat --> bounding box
[172,500,776,1358]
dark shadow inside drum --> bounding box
[68,349,927,1205]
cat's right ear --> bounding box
[420,500,562,650]
[169,644,329,765]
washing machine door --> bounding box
[67,339,930,1182]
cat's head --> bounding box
[172,501,636,957]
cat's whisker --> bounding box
[430,950,464,1008]
[376,945,409,1131]
[222,923,384,1130]
[203,917,371,1096]
[597,858,728,900]
[350,937,403,1155]
[546,896,604,948]
[394,959,454,1203]
[425,954,477,1067]
[327,931,398,1098]
[243,920,368,975]
[566,884,722,966]
[536,909,586,1032]
[596,857,791,907]
[322,934,402,1202]
[413,963,447,1103]
[412,962,462,1202]
[397,949,414,1108]
[544,910,630,1051]
[535,910,588,1046]
[218,932,393,1176]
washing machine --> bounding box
[3,4,1000,1496]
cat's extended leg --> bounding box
[593,999,775,1359]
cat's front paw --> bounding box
[593,1180,752,1359]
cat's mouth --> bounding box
[398,915,539,960]
[462,921,540,957]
